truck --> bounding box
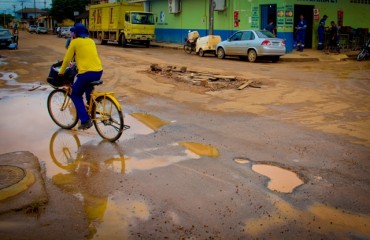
[89,2,155,47]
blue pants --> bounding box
[318,28,324,49]
[71,71,103,124]
[296,31,306,49]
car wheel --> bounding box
[217,48,225,59]
[199,48,204,57]
[248,49,257,62]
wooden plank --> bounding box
[238,80,253,90]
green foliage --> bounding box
[49,0,90,23]
[2,14,14,27]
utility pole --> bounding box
[20,1,24,20]
[208,0,214,35]
[34,0,36,22]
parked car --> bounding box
[36,26,48,34]
[0,29,14,48]
[59,27,72,38]
[216,30,286,63]
[28,25,37,33]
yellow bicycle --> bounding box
[47,79,128,142]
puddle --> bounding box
[130,112,168,131]
[87,194,150,239]
[234,158,250,164]
[244,198,370,238]
[252,164,303,193]
[178,142,219,158]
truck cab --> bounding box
[122,11,155,47]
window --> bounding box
[242,31,254,40]
[230,32,243,41]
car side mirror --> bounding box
[227,38,231,42]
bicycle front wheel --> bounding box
[49,129,81,171]
[92,95,124,142]
[47,89,78,129]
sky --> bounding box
[0,0,52,15]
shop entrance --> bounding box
[294,5,313,48]
[260,4,277,32]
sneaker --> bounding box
[78,120,93,130]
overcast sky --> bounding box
[0,0,52,15]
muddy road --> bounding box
[0,31,370,239]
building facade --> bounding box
[132,0,370,52]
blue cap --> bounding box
[74,23,88,38]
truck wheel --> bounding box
[199,48,204,57]
[120,35,127,47]
[145,41,150,48]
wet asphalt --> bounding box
[0,32,370,239]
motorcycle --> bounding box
[357,38,370,61]
[183,30,199,54]
[183,37,196,54]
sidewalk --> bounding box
[151,41,358,62]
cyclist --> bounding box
[58,23,103,130]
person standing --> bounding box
[327,21,340,53]
[265,19,276,36]
[295,14,307,52]
[318,15,328,50]
[58,23,103,130]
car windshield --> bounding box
[0,30,11,37]
[131,12,155,25]
[255,30,276,38]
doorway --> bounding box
[260,4,277,31]
[294,5,313,48]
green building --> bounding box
[131,0,370,52]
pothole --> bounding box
[252,164,304,193]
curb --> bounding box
[151,42,355,62]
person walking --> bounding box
[318,15,328,50]
[295,14,307,52]
[58,23,103,130]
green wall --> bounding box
[130,0,370,50]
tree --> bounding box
[2,14,14,28]
[49,0,90,23]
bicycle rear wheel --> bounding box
[92,95,124,142]
[47,89,78,129]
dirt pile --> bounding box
[148,64,262,91]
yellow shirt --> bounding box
[59,37,102,74]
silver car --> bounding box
[216,30,286,62]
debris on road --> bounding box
[148,64,263,91]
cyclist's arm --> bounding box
[59,41,75,74]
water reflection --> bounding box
[49,129,127,239]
